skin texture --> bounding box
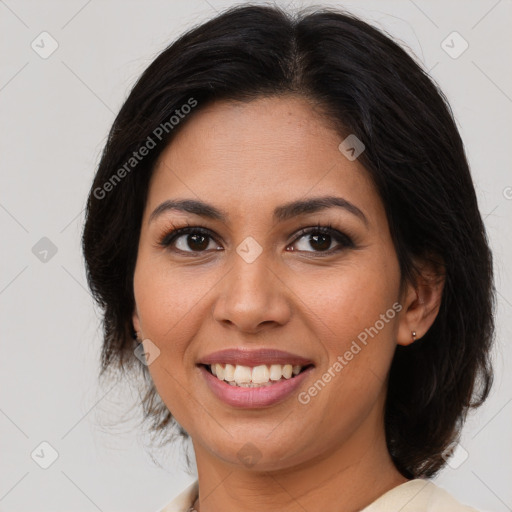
[132,96,444,512]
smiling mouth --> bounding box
[199,362,314,388]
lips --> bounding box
[197,348,315,367]
[197,348,315,409]
[199,364,315,408]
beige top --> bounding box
[158,478,482,511]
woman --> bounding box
[82,5,495,512]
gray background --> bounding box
[1,0,511,511]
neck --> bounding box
[190,412,408,512]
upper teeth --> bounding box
[210,363,303,385]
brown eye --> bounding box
[181,233,210,251]
[160,227,222,254]
[289,226,354,254]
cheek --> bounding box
[132,256,211,406]
[303,257,398,327]
[133,254,215,344]
[132,259,211,427]
[293,250,401,382]
[292,272,400,432]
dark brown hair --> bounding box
[82,4,495,478]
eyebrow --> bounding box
[149,196,368,226]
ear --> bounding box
[397,257,445,346]
[132,307,141,339]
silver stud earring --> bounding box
[411,331,417,342]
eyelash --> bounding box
[157,222,355,256]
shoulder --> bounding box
[361,478,482,512]
[158,478,485,512]
[158,480,198,512]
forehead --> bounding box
[145,96,382,225]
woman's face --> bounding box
[132,96,412,472]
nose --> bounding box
[212,251,292,334]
